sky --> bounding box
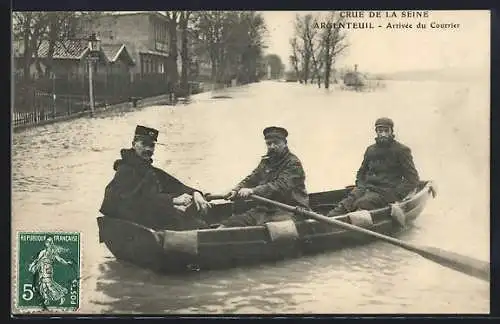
[260,10,490,74]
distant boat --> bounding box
[343,71,367,87]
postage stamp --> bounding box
[16,232,80,312]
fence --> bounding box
[13,73,173,127]
[12,88,93,127]
[15,73,169,100]
[12,72,213,128]
[13,110,54,128]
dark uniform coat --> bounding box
[329,139,419,216]
[356,139,420,202]
[221,148,309,227]
[99,148,206,230]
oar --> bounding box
[250,194,490,283]
[205,194,227,201]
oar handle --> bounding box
[205,193,229,201]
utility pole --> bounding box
[87,33,101,116]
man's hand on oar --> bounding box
[249,194,490,283]
[193,191,211,215]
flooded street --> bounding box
[12,80,489,314]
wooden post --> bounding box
[88,59,95,115]
[51,73,56,118]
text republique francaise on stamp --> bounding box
[16,232,81,312]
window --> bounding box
[141,56,146,74]
[159,62,164,73]
[154,19,168,52]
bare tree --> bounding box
[304,14,323,87]
[292,14,315,84]
[13,12,49,82]
[13,11,105,82]
[289,38,301,82]
[192,11,225,84]
[319,12,348,89]
[164,11,180,86]
[192,11,267,86]
[179,11,192,92]
[236,11,267,83]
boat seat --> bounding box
[161,230,199,256]
[347,210,373,228]
[390,203,406,227]
[265,220,299,242]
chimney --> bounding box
[354,64,358,72]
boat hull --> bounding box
[97,181,436,273]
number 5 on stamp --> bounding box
[17,232,80,311]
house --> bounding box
[13,39,135,81]
[77,12,176,77]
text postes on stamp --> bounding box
[17,232,80,312]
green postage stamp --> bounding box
[16,232,80,312]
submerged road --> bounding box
[12,80,489,314]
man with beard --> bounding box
[327,117,420,217]
[218,126,310,228]
[99,125,211,230]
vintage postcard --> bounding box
[11,10,490,315]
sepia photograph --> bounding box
[11,10,490,315]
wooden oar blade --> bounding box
[417,246,490,282]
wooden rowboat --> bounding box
[97,181,436,273]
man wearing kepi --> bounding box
[327,117,420,217]
[219,126,310,227]
[99,125,211,230]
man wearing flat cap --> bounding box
[327,117,420,217]
[99,125,211,230]
[219,126,310,227]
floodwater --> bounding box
[12,79,489,314]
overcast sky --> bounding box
[260,10,490,74]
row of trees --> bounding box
[162,11,269,91]
[189,11,268,86]
[13,11,270,91]
[289,12,348,89]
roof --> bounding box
[14,39,134,65]
[13,39,89,60]
[101,44,121,62]
[38,39,89,59]
[101,44,135,65]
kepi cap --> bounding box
[134,125,159,145]
[263,126,288,140]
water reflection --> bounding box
[93,259,301,314]
[91,232,425,314]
